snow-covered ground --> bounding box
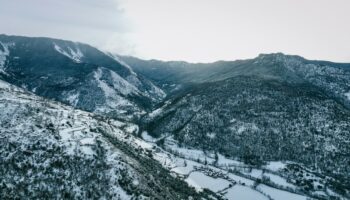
[0,80,134,199]
[225,185,268,200]
[264,161,286,172]
[148,100,172,119]
[171,159,201,175]
[257,185,307,200]
[242,169,263,179]
[185,171,231,192]
[165,144,341,199]
[164,137,215,163]
[93,67,141,117]
[228,174,254,186]
[217,154,243,167]
[109,69,140,96]
[264,173,296,189]
[104,53,167,101]
[132,134,313,200]
[141,131,158,142]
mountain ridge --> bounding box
[0,34,166,121]
[1,34,350,199]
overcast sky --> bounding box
[1,0,350,62]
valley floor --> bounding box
[120,130,346,200]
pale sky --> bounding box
[1,0,350,62]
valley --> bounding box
[0,34,349,199]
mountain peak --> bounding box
[256,52,305,62]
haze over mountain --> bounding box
[1,34,350,199]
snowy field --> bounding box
[257,185,307,200]
[225,185,268,200]
[136,133,315,200]
[185,171,231,192]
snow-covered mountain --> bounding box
[0,79,213,199]
[123,53,350,199]
[0,34,165,120]
[1,34,350,199]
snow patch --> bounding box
[242,169,263,179]
[134,138,153,149]
[264,161,286,172]
[141,131,157,142]
[0,41,10,74]
[94,67,141,99]
[225,185,268,200]
[148,83,166,99]
[80,146,94,155]
[107,53,166,100]
[80,137,95,145]
[185,171,231,192]
[94,68,117,97]
[257,185,307,200]
[66,92,80,106]
[109,70,140,95]
[264,173,296,189]
[124,124,139,134]
[126,74,142,87]
[148,100,171,118]
[171,160,201,175]
[53,43,83,63]
[228,174,254,186]
[345,91,350,100]
[106,53,137,76]
[237,126,246,134]
[206,132,216,139]
[217,154,243,167]
[0,79,12,89]
[165,139,215,163]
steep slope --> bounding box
[0,35,165,120]
[0,80,211,199]
[132,54,350,197]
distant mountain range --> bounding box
[1,34,349,199]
